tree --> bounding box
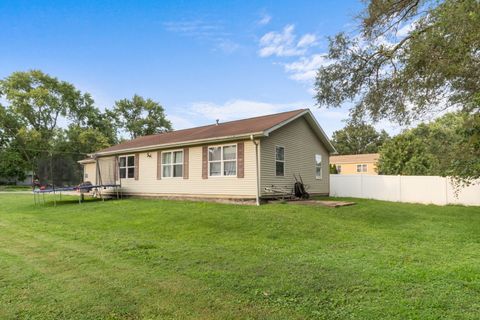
[329,164,339,174]
[0,148,27,182]
[377,112,464,175]
[0,70,117,184]
[73,97,118,146]
[0,70,95,163]
[113,95,172,139]
[315,0,480,180]
[63,125,112,156]
[447,103,480,182]
[332,122,389,155]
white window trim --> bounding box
[315,154,322,180]
[356,164,368,173]
[275,145,285,177]
[208,143,238,177]
[119,155,136,179]
[161,149,184,178]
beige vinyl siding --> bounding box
[332,162,378,175]
[260,117,330,195]
[83,163,96,184]
[108,140,258,198]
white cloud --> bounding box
[284,54,331,82]
[257,24,324,94]
[397,21,416,38]
[168,114,196,130]
[258,24,317,57]
[258,13,271,26]
[215,39,240,54]
[189,99,307,122]
[164,20,239,54]
[163,20,227,38]
[297,33,317,48]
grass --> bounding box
[0,194,479,319]
[0,185,31,192]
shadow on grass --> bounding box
[33,195,118,207]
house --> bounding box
[330,153,379,175]
[79,109,336,203]
[0,170,33,186]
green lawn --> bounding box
[1,195,479,319]
[0,185,31,192]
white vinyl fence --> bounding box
[330,174,480,206]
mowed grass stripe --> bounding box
[0,217,288,320]
[0,194,479,319]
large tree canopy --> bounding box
[316,0,480,123]
[332,122,389,155]
[377,112,466,175]
[316,0,480,180]
[0,70,173,184]
[113,95,172,139]
[0,70,98,165]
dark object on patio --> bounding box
[77,181,93,192]
[294,174,309,199]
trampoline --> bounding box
[32,154,123,206]
[33,184,122,205]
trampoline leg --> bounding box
[53,193,56,207]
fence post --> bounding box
[398,175,402,202]
[360,174,363,198]
[445,177,449,205]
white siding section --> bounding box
[113,140,258,198]
[330,174,480,206]
[83,163,96,184]
[260,117,330,195]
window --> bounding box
[119,155,135,179]
[208,145,237,176]
[275,146,285,177]
[336,165,342,174]
[356,164,368,173]
[162,150,183,178]
[84,173,88,178]
[315,154,322,179]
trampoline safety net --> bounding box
[96,156,117,186]
[34,152,84,189]
[32,152,121,204]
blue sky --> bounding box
[0,0,399,136]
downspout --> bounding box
[250,135,260,206]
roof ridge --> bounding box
[93,108,318,155]
[138,108,307,139]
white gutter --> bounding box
[250,134,261,206]
[77,159,95,164]
[91,132,266,157]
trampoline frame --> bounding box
[33,184,122,205]
[33,154,123,206]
